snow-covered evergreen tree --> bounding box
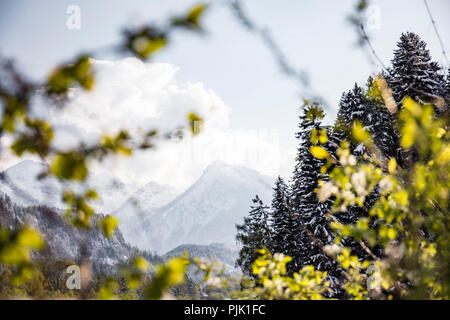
[385,32,444,106]
[335,81,401,163]
[364,77,402,162]
[236,195,271,277]
[332,82,392,262]
[238,32,446,296]
[290,104,343,295]
[334,84,369,157]
[269,177,302,274]
[444,68,450,107]
[269,176,290,254]
[291,104,326,211]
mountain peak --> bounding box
[203,160,231,172]
[117,161,274,253]
[201,160,234,177]
[3,160,46,175]
[198,161,273,191]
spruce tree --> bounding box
[366,76,403,162]
[335,81,401,163]
[269,176,290,255]
[236,195,271,277]
[269,177,302,274]
[385,32,444,106]
[291,104,343,295]
[291,104,326,211]
[291,104,326,265]
[333,82,390,262]
[334,84,369,157]
[444,68,450,107]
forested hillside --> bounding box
[0,193,163,298]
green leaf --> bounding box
[99,216,118,238]
[171,3,208,30]
[98,280,119,300]
[131,36,167,59]
[17,227,45,250]
[351,120,371,144]
[186,3,208,27]
[134,256,150,271]
[10,118,53,157]
[47,55,94,95]
[0,96,26,132]
[388,158,397,174]
[51,152,88,181]
[145,254,189,300]
[187,112,203,135]
[125,26,167,59]
[310,146,330,159]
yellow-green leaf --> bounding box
[134,256,150,272]
[51,152,88,181]
[187,112,203,135]
[388,158,397,174]
[99,216,118,238]
[310,146,330,159]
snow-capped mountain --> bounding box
[0,160,63,208]
[114,181,179,222]
[1,160,275,258]
[0,193,145,274]
[0,160,134,214]
[115,161,274,254]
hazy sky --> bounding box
[0,0,449,187]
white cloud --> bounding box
[2,58,283,191]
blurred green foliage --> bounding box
[315,96,449,299]
[145,253,189,299]
[0,226,44,285]
[11,118,53,157]
[123,3,208,59]
[62,189,98,228]
[99,215,119,239]
[47,55,94,96]
[0,95,26,132]
[171,3,208,31]
[123,26,168,60]
[51,151,88,181]
[240,249,330,300]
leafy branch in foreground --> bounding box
[0,2,208,294]
[317,97,449,299]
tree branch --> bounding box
[423,0,448,69]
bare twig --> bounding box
[423,0,448,69]
[359,240,378,260]
[360,24,387,70]
[226,0,327,104]
[228,0,309,87]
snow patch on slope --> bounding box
[0,160,135,214]
[116,161,274,254]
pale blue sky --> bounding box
[1,0,449,168]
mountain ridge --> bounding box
[0,192,162,274]
[0,160,135,214]
[1,160,275,258]
[115,161,274,254]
